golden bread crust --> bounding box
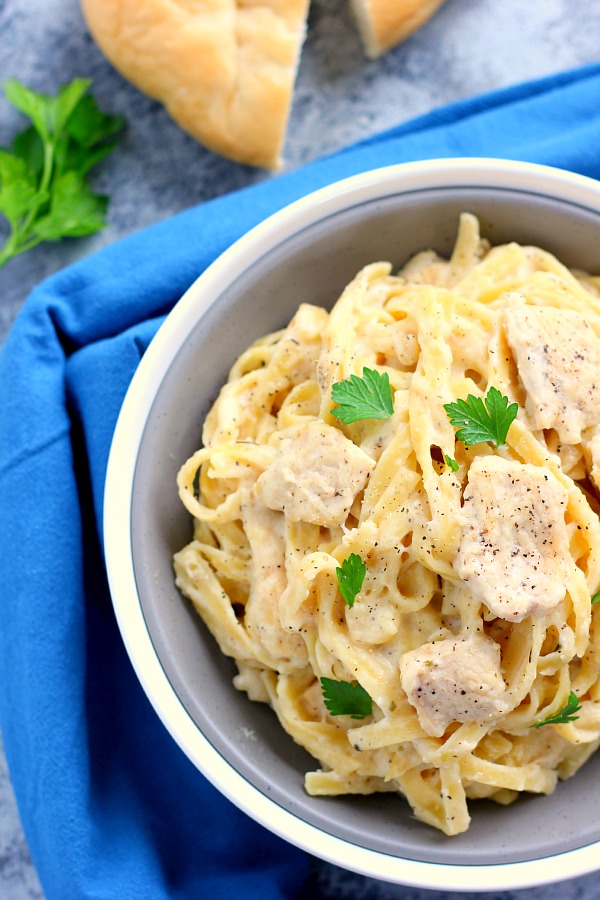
[350,0,446,58]
[80,0,310,169]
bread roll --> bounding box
[80,0,310,169]
[81,0,446,167]
[350,0,446,58]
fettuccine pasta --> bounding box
[174,213,600,835]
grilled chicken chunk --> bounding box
[456,456,572,622]
[505,305,600,444]
[400,632,506,737]
[256,420,374,526]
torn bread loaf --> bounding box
[80,0,310,169]
[81,0,446,168]
[350,0,446,58]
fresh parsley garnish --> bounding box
[320,676,373,719]
[592,590,600,605]
[444,454,459,472]
[0,78,124,268]
[336,553,366,607]
[531,691,581,728]
[443,386,518,449]
[331,367,394,424]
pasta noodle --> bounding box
[174,213,600,835]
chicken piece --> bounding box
[242,495,307,666]
[456,457,572,623]
[255,420,374,526]
[505,305,600,444]
[400,633,507,738]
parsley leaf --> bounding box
[320,677,373,719]
[592,590,600,605]
[0,152,40,228]
[444,454,459,472]
[443,386,518,449]
[331,367,394,424]
[531,691,581,728]
[31,172,108,240]
[336,553,366,607]
[0,79,124,268]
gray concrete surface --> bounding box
[1,0,600,896]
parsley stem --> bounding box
[39,140,55,196]
[0,233,43,263]
[17,139,55,243]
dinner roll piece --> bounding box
[80,0,310,169]
[349,0,446,58]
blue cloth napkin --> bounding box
[2,62,600,900]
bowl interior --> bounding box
[131,182,600,867]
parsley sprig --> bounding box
[444,386,518,449]
[331,367,394,424]
[336,553,366,607]
[591,590,600,606]
[320,676,373,719]
[531,691,581,728]
[0,78,124,268]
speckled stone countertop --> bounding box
[1,1,600,897]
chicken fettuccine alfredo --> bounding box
[174,213,600,835]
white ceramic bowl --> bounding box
[104,158,600,892]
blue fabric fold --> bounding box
[2,62,600,899]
